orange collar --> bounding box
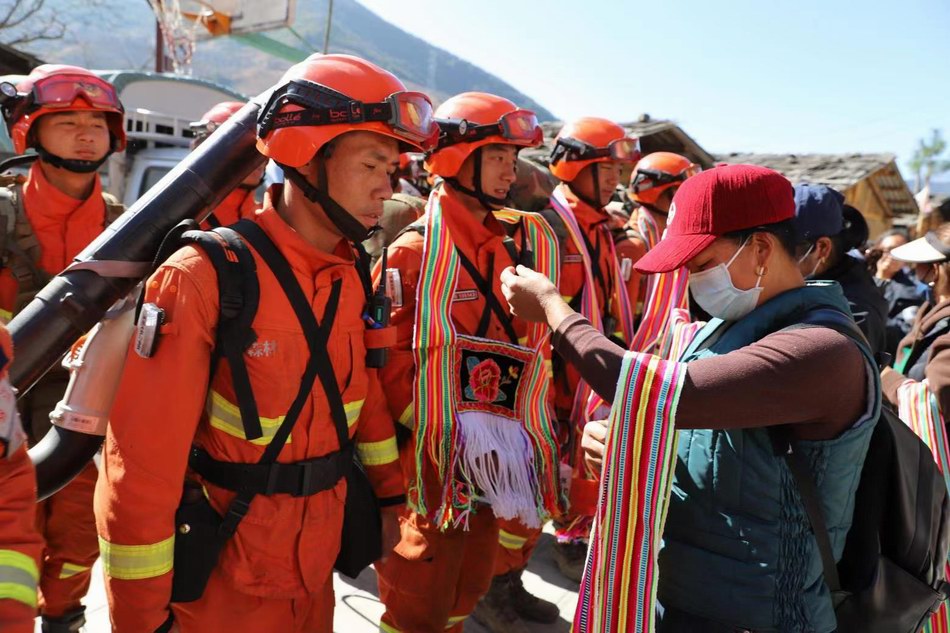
[557,183,607,232]
[437,186,507,257]
[254,205,355,280]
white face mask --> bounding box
[689,238,764,321]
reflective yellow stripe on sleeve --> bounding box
[498,529,529,550]
[345,399,365,429]
[379,622,401,633]
[398,404,413,430]
[357,437,398,467]
[0,309,11,324]
[0,550,38,608]
[58,562,91,579]
[99,535,174,581]
[445,614,467,628]
[207,390,288,446]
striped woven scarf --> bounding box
[411,188,563,530]
[549,186,634,424]
[897,379,950,633]
[574,351,687,633]
[626,208,690,355]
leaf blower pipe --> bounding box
[15,97,268,499]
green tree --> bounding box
[909,128,950,193]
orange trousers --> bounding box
[35,462,99,617]
[376,506,499,633]
[171,564,334,632]
[494,519,542,575]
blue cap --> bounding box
[792,183,845,242]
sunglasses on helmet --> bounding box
[258,79,438,150]
[434,109,542,147]
[630,164,699,193]
[550,136,641,165]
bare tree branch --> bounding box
[0,0,70,48]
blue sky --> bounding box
[358,0,950,180]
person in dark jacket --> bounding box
[792,183,889,358]
[880,222,950,416]
[866,229,928,356]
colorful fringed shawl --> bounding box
[410,189,563,530]
[574,351,687,633]
[549,185,635,424]
[897,379,950,632]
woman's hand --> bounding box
[500,265,569,327]
[582,419,608,475]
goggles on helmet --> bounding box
[434,109,542,148]
[551,136,641,165]
[630,164,699,193]
[30,74,121,112]
[258,79,438,151]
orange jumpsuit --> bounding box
[95,204,404,633]
[614,206,667,323]
[374,189,538,632]
[2,163,110,619]
[200,187,260,230]
[0,327,44,633]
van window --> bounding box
[140,166,171,198]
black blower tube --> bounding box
[13,97,268,499]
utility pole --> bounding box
[323,0,334,54]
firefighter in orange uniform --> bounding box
[94,54,434,633]
[538,117,641,581]
[374,92,564,633]
[0,325,44,633]
[0,64,126,633]
[190,101,263,229]
[616,151,698,320]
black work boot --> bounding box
[552,539,586,583]
[509,568,560,623]
[41,606,86,633]
[471,572,531,633]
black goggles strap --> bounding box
[262,99,395,136]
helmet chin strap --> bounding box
[279,154,379,244]
[34,143,111,174]
[572,162,606,210]
[445,148,509,210]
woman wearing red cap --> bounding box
[502,164,880,632]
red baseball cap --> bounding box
[635,164,795,273]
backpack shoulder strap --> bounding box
[394,220,426,242]
[101,192,125,226]
[177,224,262,441]
[4,183,50,300]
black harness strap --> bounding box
[182,227,263,440]
[455,247,519,344]
[233,221,352,453]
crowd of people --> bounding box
[0,51,947,633]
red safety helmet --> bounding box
[549,117,640,183]
[5,64,125,155]
[425,92,543,178]
[190,100,245,141]
[628,152,698,205]
[256,54,438,168]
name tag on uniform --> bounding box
[384,268,403,308]
[620,257,633,282]
[564,254,583,264]
[453,289,479,303]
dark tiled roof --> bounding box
[714,152,919,219]
[0,44,43,76]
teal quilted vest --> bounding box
[657,282,881,633]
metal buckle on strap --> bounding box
[293,461,314,498]
[218,497,252,537]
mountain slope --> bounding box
[11,0,553,119]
